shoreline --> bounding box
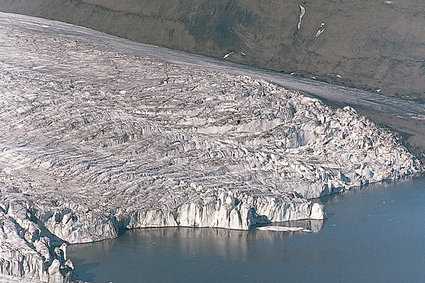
[68,177,425,283]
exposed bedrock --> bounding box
[0,12,423,282]
[1,0,425,99]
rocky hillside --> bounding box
[1,0,425,100]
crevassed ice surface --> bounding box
[0,12,422,282]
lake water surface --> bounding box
[69,178,425,283]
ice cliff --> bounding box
[0,13,422,282]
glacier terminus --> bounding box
[0,12,422,282]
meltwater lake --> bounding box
[69,178,425,283]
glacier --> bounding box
[0,12,423,282]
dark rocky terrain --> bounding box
[1,0,425,100]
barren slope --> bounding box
[1,0,425,99]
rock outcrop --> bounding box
[0,12,422,282]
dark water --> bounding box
[69,178,425,283]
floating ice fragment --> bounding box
[257,226,309,232]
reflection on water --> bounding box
[69,178,425,283]
[71,220,324,277]
[80,219,323,260]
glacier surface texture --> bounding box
[0,12,422,282]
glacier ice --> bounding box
[0,12,422,282]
